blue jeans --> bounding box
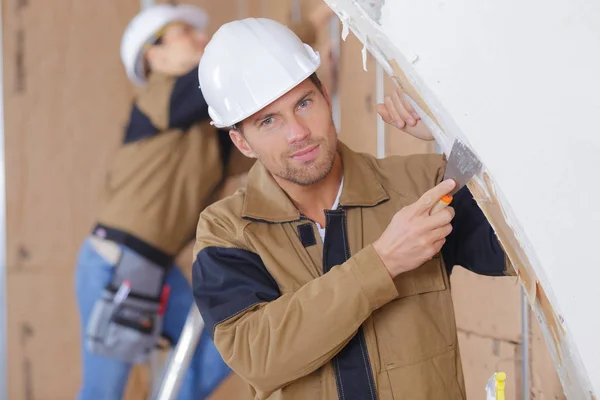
[75,237,231,400]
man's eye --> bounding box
[262,117,274,126]
[299,99,311,108]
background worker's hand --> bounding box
[372,179,456,278]
[376,87,435,141]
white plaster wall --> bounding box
[324,0,600,397]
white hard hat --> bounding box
[198,18,321,129]
[120,4,209,86]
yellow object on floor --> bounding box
[485,371,507,400]
[495,372,506,400]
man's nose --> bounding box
[286,116,310,144]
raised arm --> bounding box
[192,217,398,397]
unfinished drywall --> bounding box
[323,0,599,397]
[1,0,248,398]
[3,0,139,397]
[451,267,565,399]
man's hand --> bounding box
[372,179,456,278]
[376,87,435,141]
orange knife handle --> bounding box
[430,194,453,215]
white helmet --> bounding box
[198,18,321,128]
[120,4,209,86]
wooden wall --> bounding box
[1,0,564,398]
[3,0,138,398]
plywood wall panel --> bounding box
[3,0,141,398]
[3,0,139,274]
[182,0,240,34]
[452,268,522,343]
[338,34,377,155]
[258,0,293,22]
[2,0,242,398]
[458,331,521,400]
[7,272,83,399]
[531,313,566,399]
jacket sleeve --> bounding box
[123,68,209,144]
[122,101,161,144]
[441,186,513,276]
[192,216,399,396]
[165,68,210,130]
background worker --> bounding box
[192,18,513,399]
[74,4,332,400]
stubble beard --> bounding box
[268,137,337,186]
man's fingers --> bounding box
[392,90,416,127]
[384,97,405,129]
[431,238,447,255]
[429,223,454,242]
[417,179,456,213]
[400,93,421,121]
[424,207,455,230]
[376,104,394,125]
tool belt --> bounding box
[91,223,174,268]
[85,225,173,364]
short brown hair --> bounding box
[231,72,324,134]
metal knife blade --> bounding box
[444,138,483,195]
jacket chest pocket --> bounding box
[272,371,322,399]
[372,256,457,370]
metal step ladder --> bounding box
[148,306,205,400]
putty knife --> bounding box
[430,138,482,214]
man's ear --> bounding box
[229,129,257,159]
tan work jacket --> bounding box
[193,141,511,399]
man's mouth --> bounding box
[290,144,320,162]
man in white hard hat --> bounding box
[74,5,333,400]
[192,18,514,399]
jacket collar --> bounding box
[242,141,389,223]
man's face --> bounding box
[159,22,209,58]
[146,22,209,75]
[230,78,338,186]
